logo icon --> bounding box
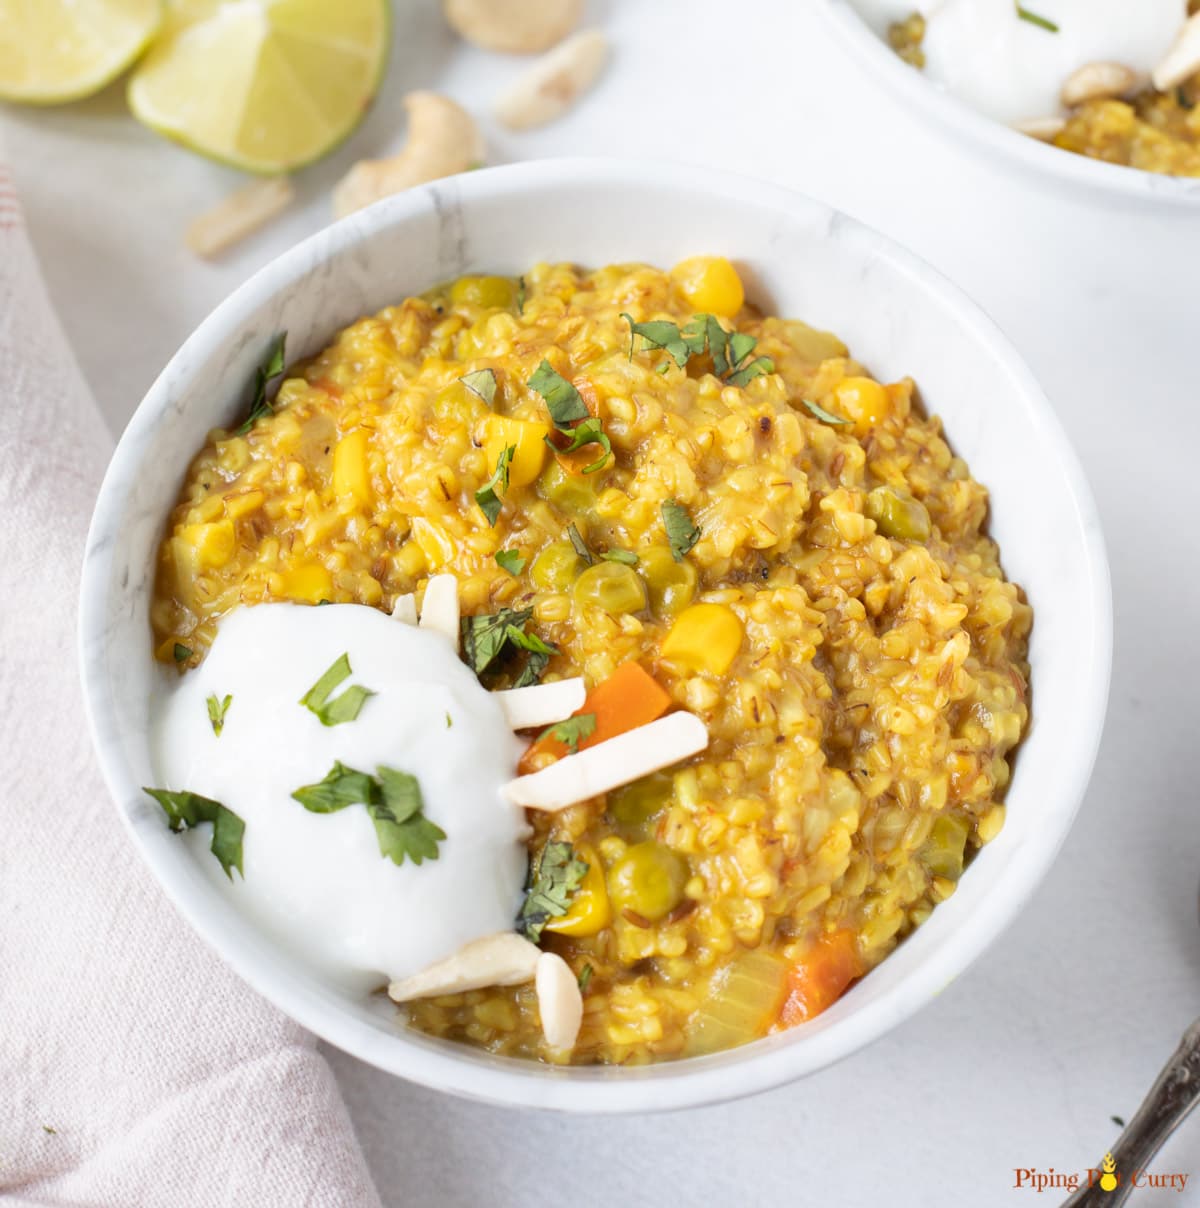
[1100,1153,1118,1192]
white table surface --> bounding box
[7,1,1200,1203]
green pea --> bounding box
[866,486,931,542]
[638,545,698,617]
[608,842,689,922]
[573,562,647,615]
[921,814,970,880]
[607,771,674,838]
[538,460,598,515]
[530,542,586,592]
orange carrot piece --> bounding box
[778,929,863,1028]
[517,661,672,774]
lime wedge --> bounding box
[128,0,389,174]
[0,0,162,105]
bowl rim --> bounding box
[819,0,1200,209]
[79,157,1112,1112]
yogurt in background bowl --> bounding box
[822,0,1200,206]
[79,158,1111,1112]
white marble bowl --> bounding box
[820,0,1200,209]
[79,159,1111,1112]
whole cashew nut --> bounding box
[494,30,609,131]
[1060,61,1139,108]
[332,92,484,219]
[443,0,582,54]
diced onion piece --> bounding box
[502,712,708,812]
[185,177,295,260]
[496,678,587,730]
[418,574,459,649]
[387,932,540,1002]
[535,951,583,1050]
[391,593,418,624]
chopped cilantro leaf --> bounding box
[538,712,597,754]
[578,964,594,992]
[172,643,193,664]
[475,444,514,527]
[206,693,232,737]
[601,548,638,566]
[460,607,557,687]
[528,360,588,429]
[292,763,444,866]
[1014,2,1058,32]
[726,356,774,388]
[495,549,527,576]
[800,397,852,426]
[459,368,497,406]
[143,787,245,880]
[299,653,375,726]
[235,334,287,435]
[549,415,612,473]
[517,841,589,941]
[567,523,593,565]
[662,500,700,561]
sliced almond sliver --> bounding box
[387,932,540,1002]
[502,711,708,812]
[418,574,460,650]
[536,951,583,1050]
[1014,116,1066,141]
[391,593,418,624]
[185,177,295,260]
[496,678,587,730]
[1153,13,1200,91]
[1060,61,1138,108]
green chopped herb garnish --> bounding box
[517,840,589,941]
[292,762,445,866]
[445,712,453,728]
[206,693,232,737]
[726,356,775,388]
[143,787,245,880]
[528,360,588,428]
[299,653,375,726]
[800,397,853,426]
[578,964,594,992]
[1014,2,1058,32]
[42,1125,57,1135]
[549,416,612,473]
[235,334,287,435]
[516,276,526,313]
[173,643,193,664]
[504,625,558,688]
[495,549,527,576]
[623,312,774,389]
[460,607,558,687]
[662,500,700,562]
[567,523,593,565]
[538,712,597,754]
[475,443,514,526]
[460,368,497,405]
[601,548,639,566]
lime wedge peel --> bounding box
[0,0,163,105]
[127,0,390,175]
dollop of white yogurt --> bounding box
[153,603,528,994]
[853,0,1184,122]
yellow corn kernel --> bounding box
[545,844,611,937]
[332,429,372,507]
[483,415,550,488]
[280,562,332,603]
[661,603,744,676]
[671,256,745,317]
[410,517,456,569]
[223,489,264,521]
[178,520,235,569]
[831,376,891,436]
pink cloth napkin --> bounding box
[0,158,382,1208]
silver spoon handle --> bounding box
[1062,1018,1200,1208]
